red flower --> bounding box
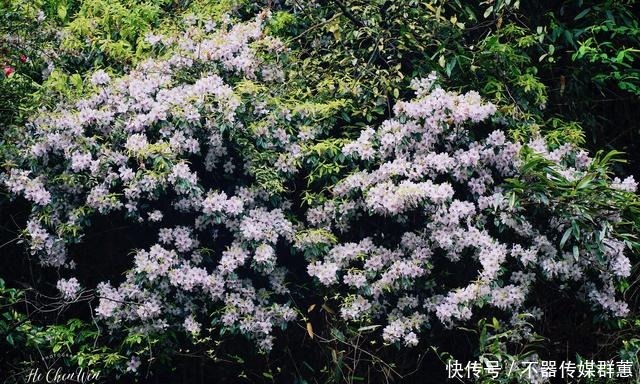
[20,54,28,63]
[3,66,15,77]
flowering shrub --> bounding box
[2,4,639,383]
[302,75,637,348]
[2,12,309,352]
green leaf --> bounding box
[560,227,572,249]
[576,176,592,190]
[571,220,580,239]
[330,328,346,342]
[357,325,381,332]
[483,6,494,18]
[57,2,67,21]
[574,8,591,20]
[70,74,83,92]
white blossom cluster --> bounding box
[56,277,81,300]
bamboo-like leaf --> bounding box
[560,227,572,249]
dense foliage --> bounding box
[1,0,639,383]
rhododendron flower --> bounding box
[57,278,81,300]
[126,357,141,373]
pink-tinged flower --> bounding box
[56,277,81,300]
[3,66,15,77]
[20,55,28,63]
[126,356,141,373]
